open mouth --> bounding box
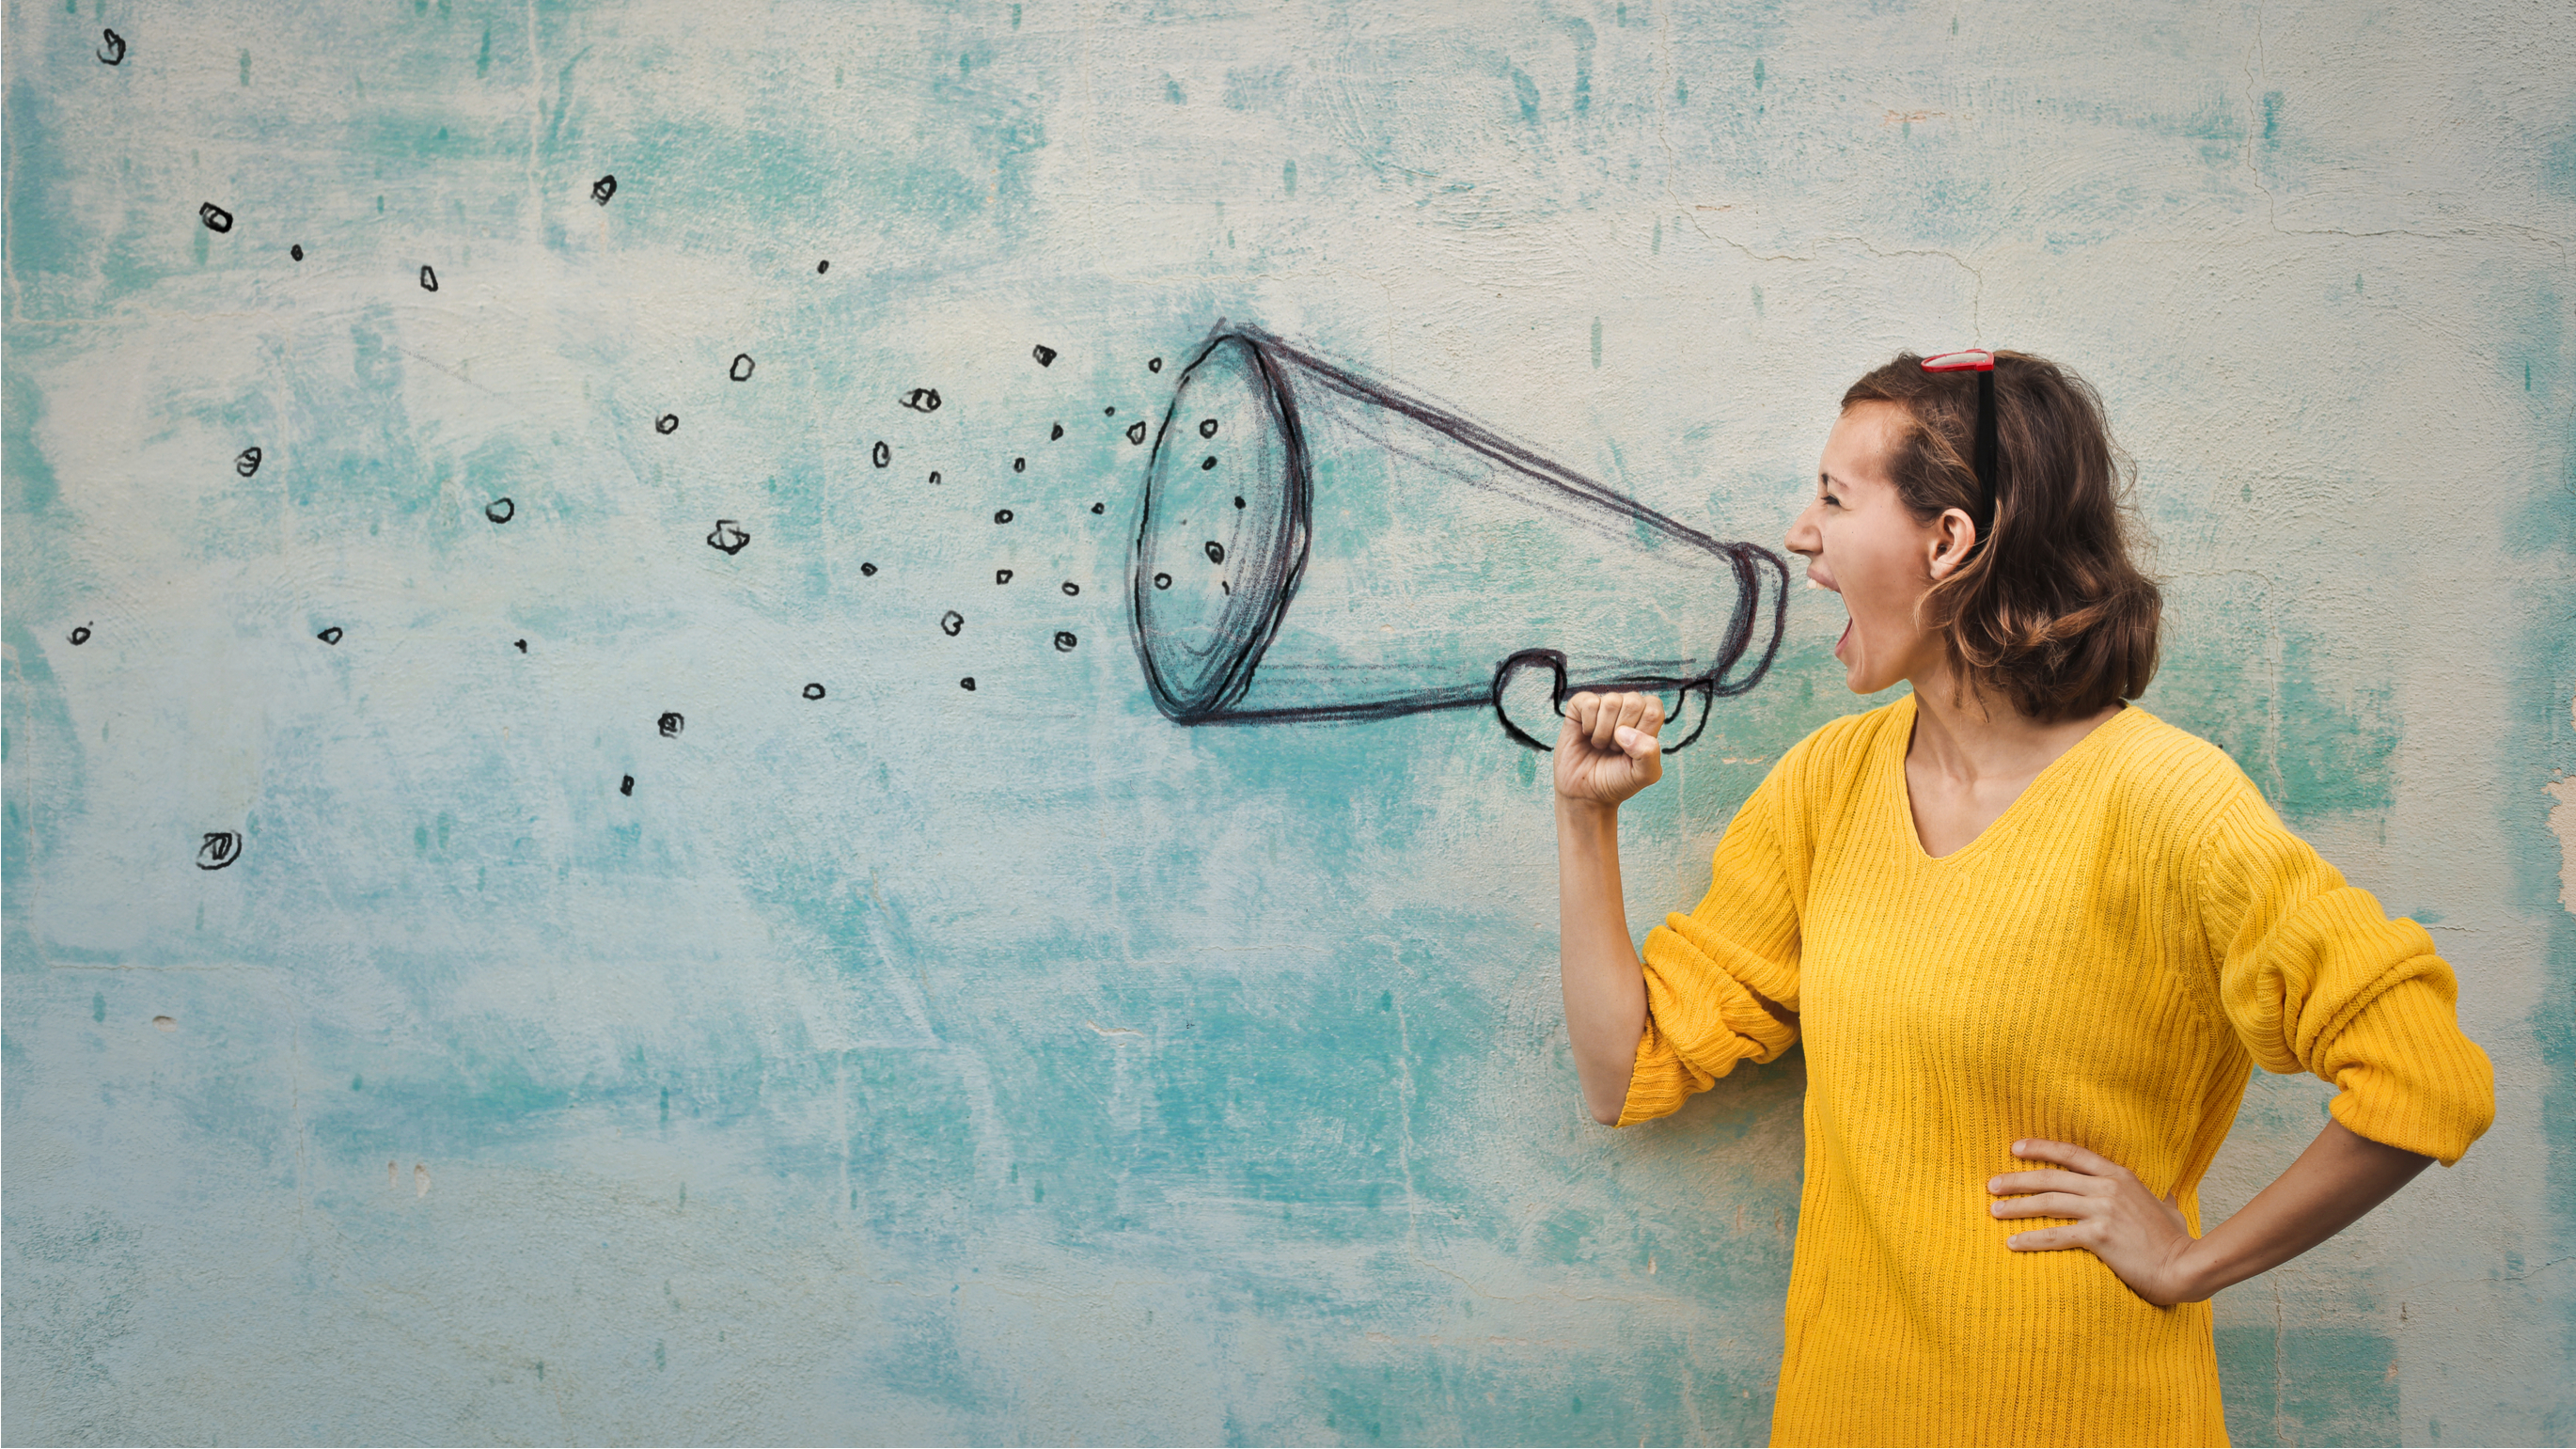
[1834,616,1852,658]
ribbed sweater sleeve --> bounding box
[1614,759,1804,1127]
[2192,780,2497,1165]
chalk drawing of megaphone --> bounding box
[1128,325,1790,751]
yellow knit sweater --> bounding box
[1617,692,2495,1447]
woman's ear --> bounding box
[1925,507,1980,580]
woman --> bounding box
[1552,349,2495,1446]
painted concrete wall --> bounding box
[5,0,2569,1441]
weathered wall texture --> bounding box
[5,0,2570,1442]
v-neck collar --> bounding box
[1887,692,2144,865]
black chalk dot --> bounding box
[1013,457,1026,473]
[1125,422,1147,445]
[1148,356,1163,372]
[1049,423,1063,441]
[591,174,617,206]
[317,626,343,645]
[1201,456,1217,470]
[198,202,233,233]
[1054,631,1077,653]
[802,683,825,701]
[1031,344,1057,368]
[1205,540,1225,564]
[730,353,754,382]
[996,569,1013,584]
[994,509,1013,524]
[1153,573,1171,590]
[941,609,965,637]
[861,562,878,576]
[1105,406,1117,416]
[419,264,439,291]
[485,496,515,524]
[929,470,942,485]
[69,623,91,645]
[291,244,305,261]
[620,775,636,796]
[817,260,829,274]
[655,413,679,434]
[1200,417,1218,438]
[235,447,263,478]
[1061,581,1079,596]
[872,441,891,468]
[900,388,941,413]
[513,638,527,653]
[658,712,683,737]
[1091,502,1105,514]
[1233,496,1246,509]
[961,676,978,690]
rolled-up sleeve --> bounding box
[2194,784,2496,1164]
[1616,765,1805,1127]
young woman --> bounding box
[1552,350,2495,1446]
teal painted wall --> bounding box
[6,0,2570,1441]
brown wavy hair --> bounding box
[1840,351,2161,723]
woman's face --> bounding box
[1783,401,1967,696]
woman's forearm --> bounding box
[2179,1118,2432,1300]
[1557,796,1648,1125]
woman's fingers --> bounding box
[2003,1225,2090,1252]
[2011,1138,2125,1178]
[1989,1190,2093,1221]
[1987,1169,2097,1197]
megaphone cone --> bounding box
[1130,325,1789,751]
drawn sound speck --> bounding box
[1125,422,1147,445]
[98,27,126,64]
[1013,457,1026,473]
[802,683,825,701]
[872,441,891,468]
[929,470,942,486]
[513,638,527,653]
[1199,417,1219,438]
[658,712,683,738]
[1049,423,1063,440]
[730,353,754,382]
[1148,356,1163,372]
[1091,502,1105,514]
[1153,573,1170,590]
[960,676,977,690]
[316,626,343,645]
[655,414,679,434]
[591,174,617,206]
[860,562,878,576]
[198,202,232,233]
[1204,540,1224,564]
[1031,344,1057,368]
[484,496,515,524]
[816,260,829,275]
[196,832,241,871]
[900,388,941,413]
[419,264,438,291]
[235,447,262,478]
[69,623,92,645]
[706,520,749,555]
[996,569,1013,585]
[1060,581,1079,596]
[1200,455,1217,471]
[620,775,635,796]
[940,610,965,637]
[993,510,1013,524]
[1054,631,1077,653]
[291,244,304,261]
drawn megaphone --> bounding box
[1128,325,1790,750]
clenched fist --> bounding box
[1553,690,1666,809]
